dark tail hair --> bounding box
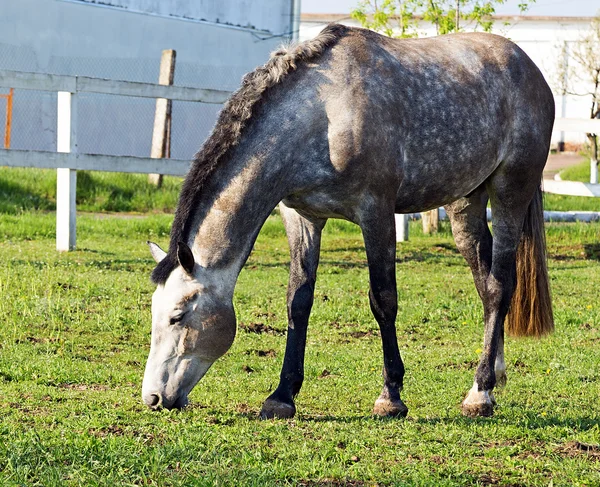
[506,186,554,337]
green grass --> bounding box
[0,212,599,486]
[1,167,600,215]
[547,159,600,212]
[559,160,592,183]
[0,167,182,214]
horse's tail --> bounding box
[506,186,554,337]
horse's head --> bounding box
[142,241,236,410]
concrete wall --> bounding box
[0,0,294,158]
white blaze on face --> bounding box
[142,265,236,410]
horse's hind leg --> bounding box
[260,203,326,419]
[360,203,408,417]
[457,168,547,417]
[445,188,507,389]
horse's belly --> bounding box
[394,158,495,213]
[282,189,361,222]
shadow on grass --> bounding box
[245,253,465,271]
[584,243,600,261]
[77,171,136,206]
[237,411,600,430]
[0,178,54,214]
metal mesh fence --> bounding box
[0,94,6,149]
[0,42,243,160]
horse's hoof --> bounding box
[373,398,408,418]
[259,398,296,419]
[461,387,495,417]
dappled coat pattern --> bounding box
[144,24,555,419]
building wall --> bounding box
[301,14,597,146]
[0,0,294,158]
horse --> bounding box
[142,24,554,419]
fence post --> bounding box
[422,208,439,234]
[56,90,77,251]
[149,49,176,187]
[395,214,409,242]
[591,158,598,185]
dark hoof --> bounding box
[373,398,408,418]
[259,398,296,419]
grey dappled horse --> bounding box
[143,24,554,419]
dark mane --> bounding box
[151,23,348,284]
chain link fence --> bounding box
[0,42,246,160]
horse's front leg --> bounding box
[260,203,325,419]
[361,206,408,418]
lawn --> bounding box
[0,207,599,486]
[0,166,599,214]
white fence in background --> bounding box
[0,69,599,248]
[0,69,231,250]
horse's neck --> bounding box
[188,148,288,289]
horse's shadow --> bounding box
[231,410,600,431]
[584,243,600,261]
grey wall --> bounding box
[63,0,294,34]
[0,0,294,159]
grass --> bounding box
[1,166,600,215]
[0,167,182,214]
[559,159,591,183]
[0,210,599,486]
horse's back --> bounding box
[328,28,553,212]
[282,26,554,217]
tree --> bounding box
[351,0,534,233]
[351,0,534,38]
[554,15,600,182]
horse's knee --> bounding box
[368,288,397,323]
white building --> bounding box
[301,13,598,148]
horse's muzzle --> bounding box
[143,391,188,410]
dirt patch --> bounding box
[89,425,125,437]
[345,330,377,339]
[57,383,110,391]
[296,480,368,487]
[245,349,277,358]
[557,441,600,461]
[436,359,478,371]
[239,322,285,335]
[318,369,331,379]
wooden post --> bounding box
[149,49,176,187]
[56,91,77,251]
[422,208,439,234]
[2,88,13,148]
[591,158,598,185]
[395,214,409,242]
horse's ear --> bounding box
[148,241,167,263]
[177,241,195,275]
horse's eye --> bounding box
[169,311,187,325]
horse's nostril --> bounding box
[149,393,161,408]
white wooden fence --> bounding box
[0,69,599,248]
[0,69,231,250]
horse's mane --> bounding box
[151,23,348,284]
